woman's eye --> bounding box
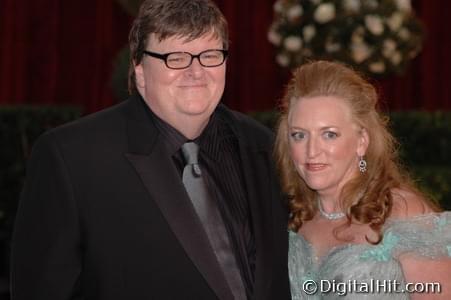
[290,132,305,141]
[323,131,338,139]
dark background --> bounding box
[0,0,450,298]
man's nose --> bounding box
[185,57,205,77]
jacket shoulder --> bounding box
[218,106,275,148]
[34,100,131,154]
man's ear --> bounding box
[357,127,369,156]
[134,62,145,92]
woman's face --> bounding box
[288,95,368,199]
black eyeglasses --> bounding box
[143,49,228,70]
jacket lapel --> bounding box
[239,141,275,300]
[218,106,276,299]
[122,96,234,300]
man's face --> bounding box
[134,32,226,136]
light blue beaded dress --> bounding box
[289,212,451,299]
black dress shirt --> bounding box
[149,107,256,299]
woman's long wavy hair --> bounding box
[274,60,439,242]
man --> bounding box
[11,0,290,299]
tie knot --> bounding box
[181,142,200,165]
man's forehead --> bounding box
[148,30,221,44]
[146,34,223,51]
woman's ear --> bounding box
[357,127,369,156]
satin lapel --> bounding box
[239,144,275,299]
[123,98,233,300]
[216,104,276,299]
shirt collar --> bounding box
[149,107,236,161]
[149,110,187,155]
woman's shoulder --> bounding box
[382,188,451,257]
[380,188,451,260]
[389,187,438,220]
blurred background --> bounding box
[0,0,450,298]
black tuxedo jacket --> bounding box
[11,95,290,300]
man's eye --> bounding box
[167,53,188,63]
[203,54,219,59]
[168,57,185,63]
[290,132,305,141]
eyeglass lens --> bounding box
[167,50,225,69]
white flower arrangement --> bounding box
[268,0,424,76]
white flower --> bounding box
[303,25,316,42]
[395,0,412,13]
[268,29,282,46]
[314,3,336,24]
[287,5,303,20]
[284,36,303,51]
[273,0,284,13]
[343,0,361,13]
[382,39,397,57]
[365,15,384,36]
[276,53,290,67]
[387,13,404,32]
[351,43,372,63]
[369,61,386,73]
[390,51,402,65]
[398,28,411,40]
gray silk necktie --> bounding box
[181,142,246,300]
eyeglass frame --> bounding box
[142,49,229,70]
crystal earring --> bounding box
[359,156,367,173]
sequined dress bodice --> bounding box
[289,212,451,299]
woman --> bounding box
[275,60,451,299]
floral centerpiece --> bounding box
[268,0,424,76]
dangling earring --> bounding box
[359,156,367,173]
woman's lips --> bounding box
[304,163,327,171]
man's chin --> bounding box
[182,108,213,119]
[181,100,219,115]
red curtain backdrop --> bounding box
[1,0,450,113]
[377,0,451,111]
[0,0,132,112]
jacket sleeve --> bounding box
[10,132,82,299]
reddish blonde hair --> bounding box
[274,60,438,241]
